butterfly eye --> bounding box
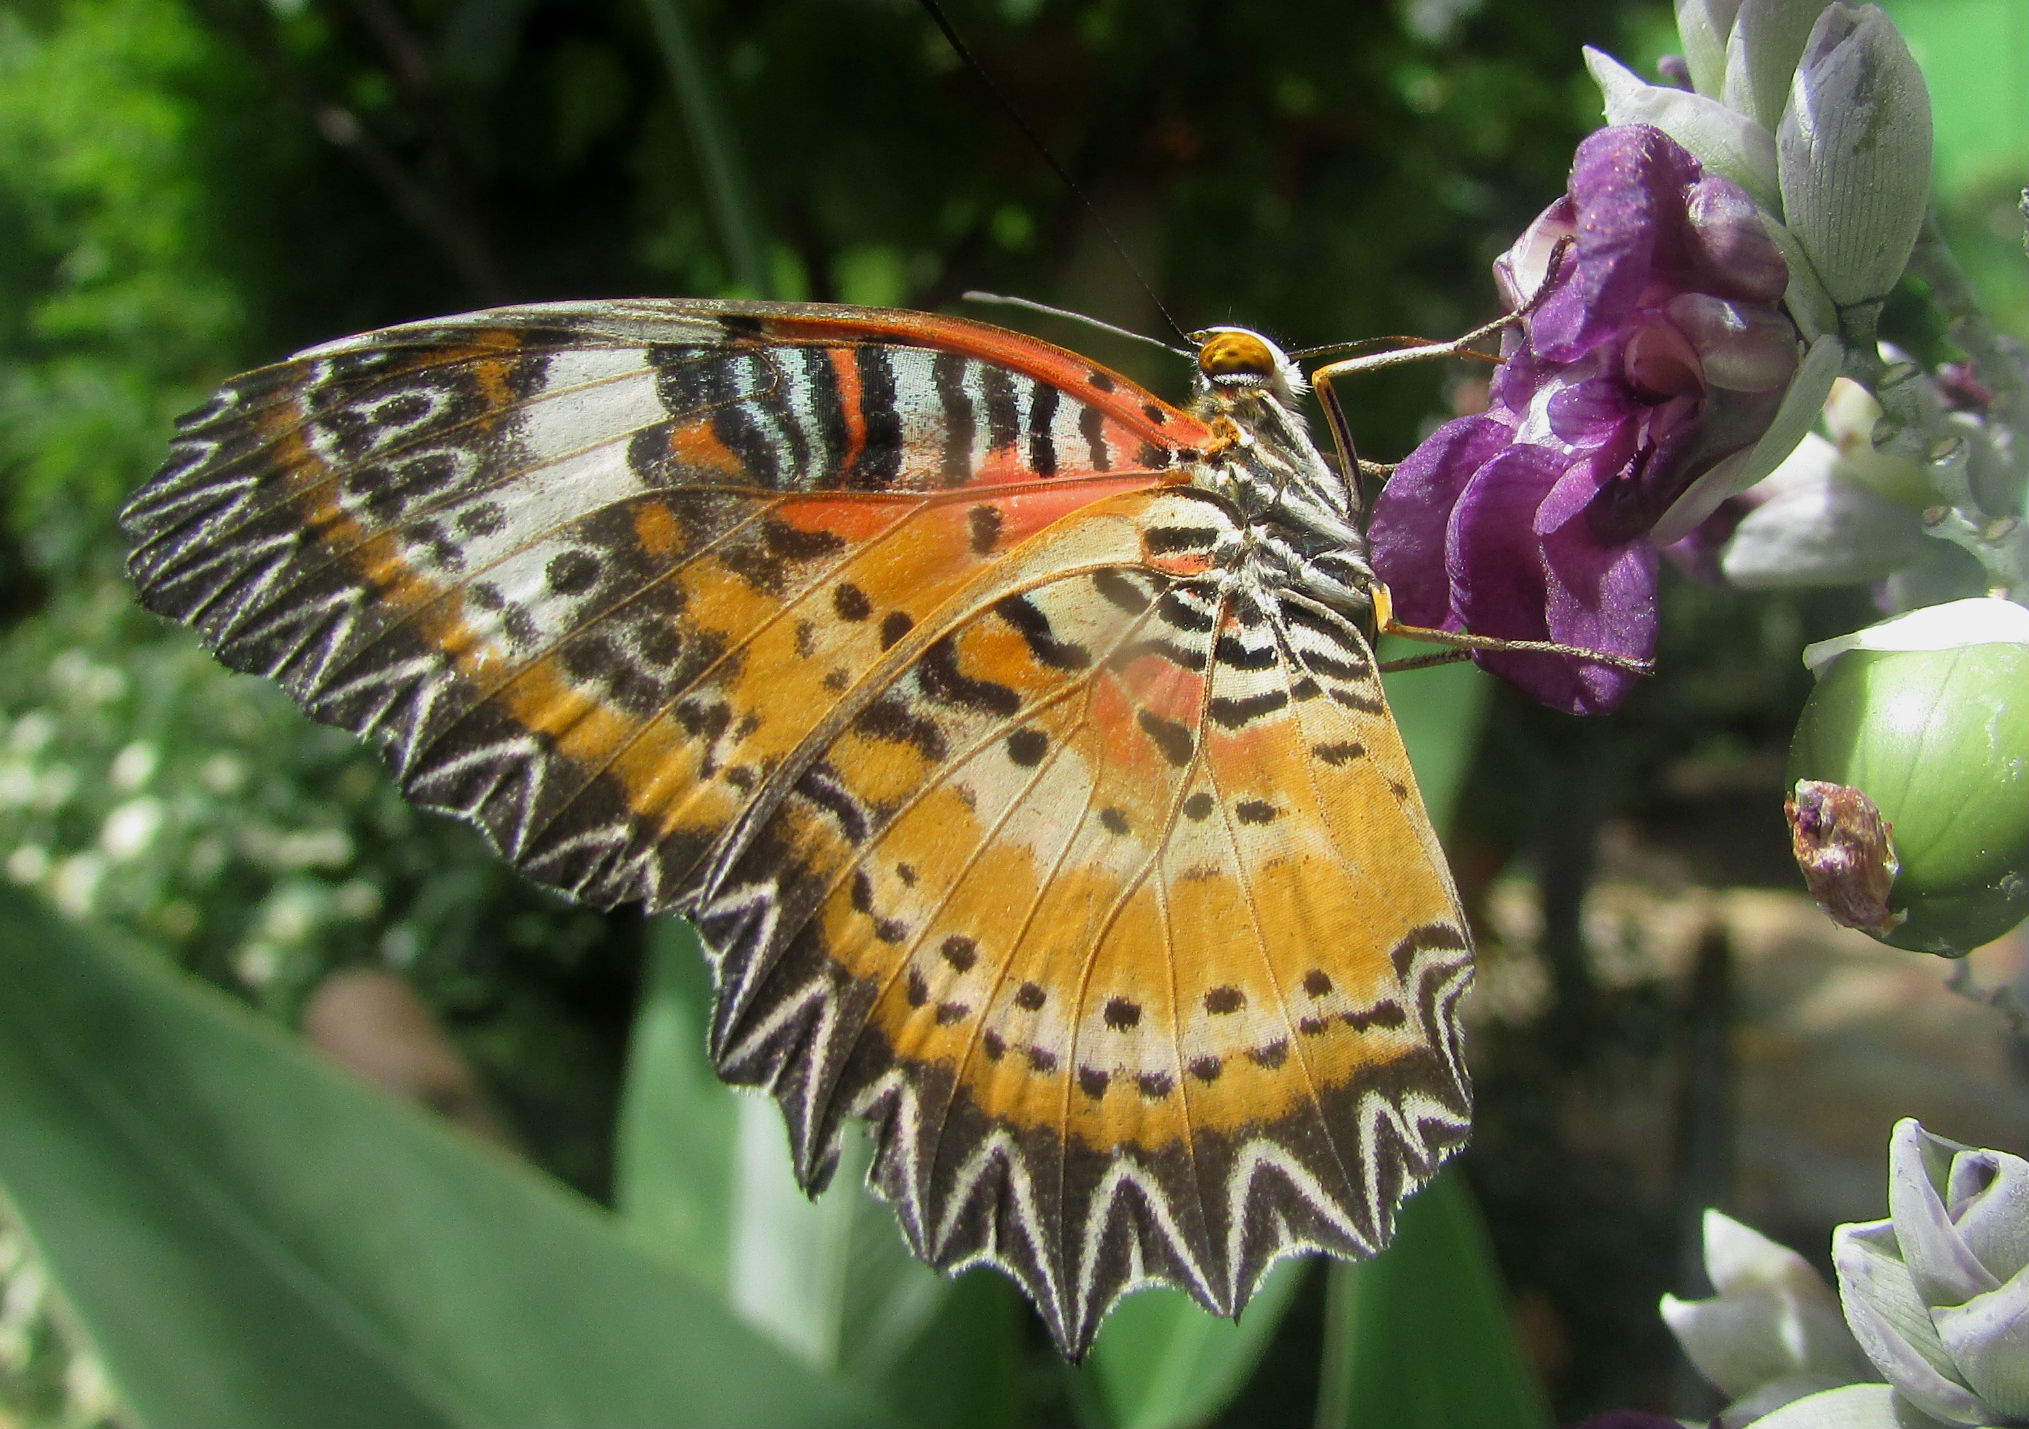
[1196,329,1279,384]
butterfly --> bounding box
[121,298,1472,1357]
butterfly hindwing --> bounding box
[123,299,1472,1356]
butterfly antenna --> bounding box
[962,291,1192,360]
[916,0,1194,348]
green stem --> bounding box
[642,0,772,297]
[1312,1263,1360,1429]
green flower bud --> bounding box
[1776,4,1934,311]
[1788,598,2029,955]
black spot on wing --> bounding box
[967,503,1002,555]
[854,694,946,760]
[981,365,1019,453]
[934,351,976,488]
[1208,689,1287,727]
[1093,569,1150,614]
[1203,986,1244,1014]
[993,594,1090,670]
[1027,383,1059,478]
[1005,728,1048,766]
[799,347,848,489]
[879,610,914,649]
[833,583,872,621]
[848,346,902,488]
[1137,710,1194,767]
[1143,525,1219,555]
[917,635,1020,716]
[1079,403,1110,471]
[1213,635,1277,669]
[711,398,778,486]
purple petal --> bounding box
[1620,311,1706,401]
[1369,414,1511,627]
[1446,451,1658,716]
[1664,293,1803,393]
[1531,125,1700,362]
[1684,174,1789,303]
[1494,195,1577,312]
[1537,527,1657,713]
[1546,364,1644,444]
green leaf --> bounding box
[0,885,887,1429]
[613,916,738,1283]
[1314,1171,1552,1429]
[1377,646,1489,829]
[1083,1264,1306,1429]
[616,917,1026,1426]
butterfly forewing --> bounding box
[123,298,1471,1357]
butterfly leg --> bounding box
[1370,583,1655,676]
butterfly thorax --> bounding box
[1187,327,1377,626]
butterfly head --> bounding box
[1191,327,1307,405]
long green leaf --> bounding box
[0,885,886,1429]
[616,916,1026,1426]
[1314,1171,1552,1429]
[1084,1263,1306,1429]
[613,916,738,1285]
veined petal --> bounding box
[1369,414,1512,627]
[1889,1121,2003,1306]
[1685,174,1790,302]
[1933,1271,2029,1420]
[1586,47,1782,211]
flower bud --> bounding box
[1832,1120,2029,1426]
[1661,1210,1877,1425]
[1674,0,1744,99]
[1776,5,1934,310]
[1786,779,1901,936]
[1788,599,2029,954]
[1719,0,1825,134]
[1719,427,1930,587]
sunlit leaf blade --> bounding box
[1375,644,1489,828]
[617,917,1027,1426]
[1315,1171,1552,1429]
[0,885,886,1429]
[1085,1264,1306,1429]
[614,916,738,1284]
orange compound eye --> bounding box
[1195,329,1278,382]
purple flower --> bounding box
[1369,123,1800,715]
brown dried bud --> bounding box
[1785,779,1903,936]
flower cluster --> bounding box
[1366,1,1946,717]
[1369,123,1801,715]
[1660,1120,2029,1429]
[1359,0,2028,951]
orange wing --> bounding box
[123,299,1469,1355]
